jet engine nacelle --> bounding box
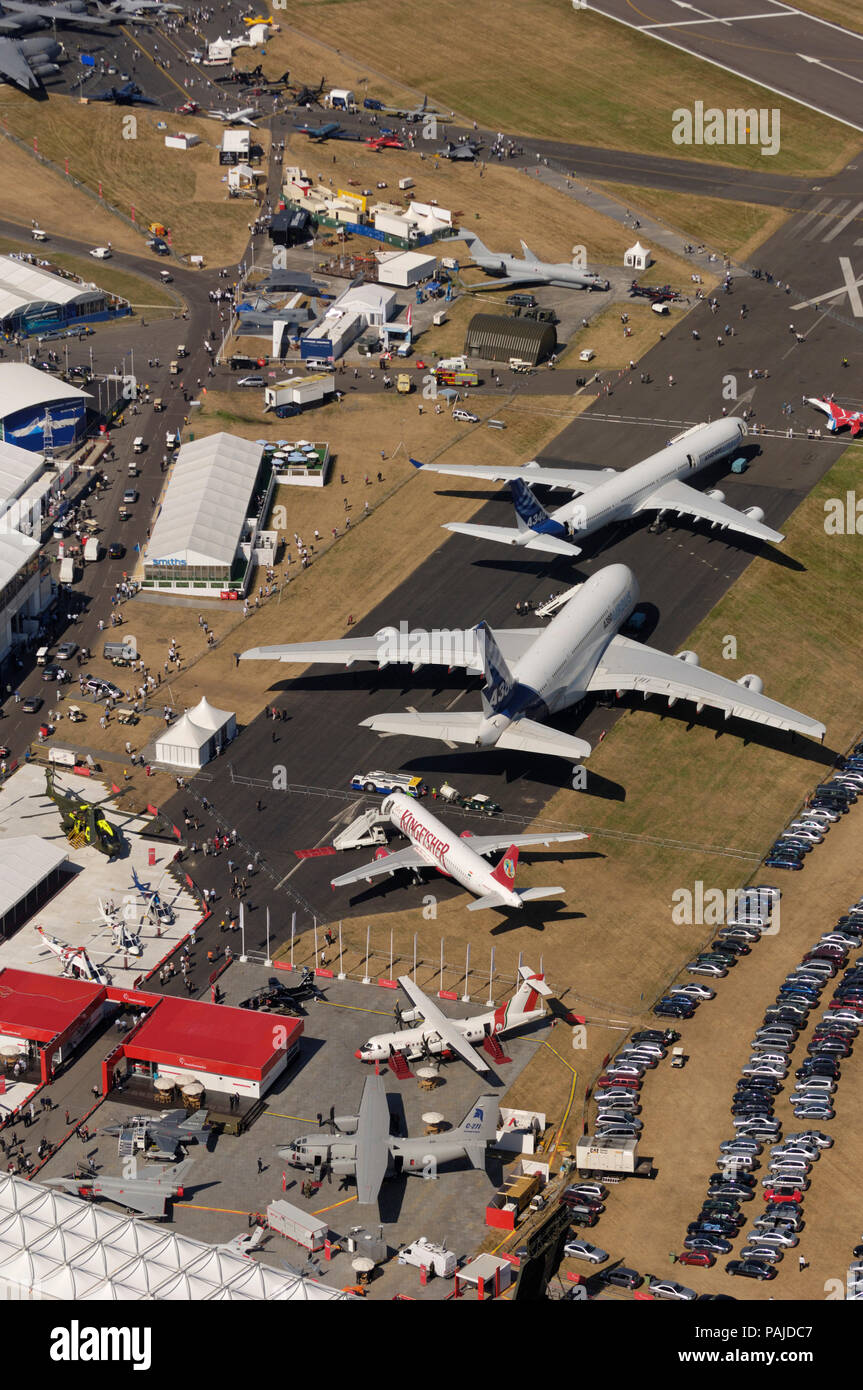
[676,650,701,666]
[743,506,765,524]
[330,1157,357,1173]
[333,1116,359,1134]
[737,673,764,694]
[705,489,725,503]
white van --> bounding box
[59,557,76,585]
[83,536,100,563]
[133,436,145,454]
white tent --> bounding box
[153,697,236,770]
[624,240,651,270]
[0,1174,354,1300]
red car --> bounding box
[764,1189,803,1204]
[595,1076,640,1089]
[677,1250,715,1268]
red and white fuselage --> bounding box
[381,792,523,908]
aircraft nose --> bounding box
[354,1049,363,1060]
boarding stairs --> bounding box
[482,1034,512,1065]
[387,1050,413,1079]
[116,1118,148,1158]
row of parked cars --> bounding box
[764,754,863,870]
[678,894,859,1284]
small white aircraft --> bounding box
[242,562,825,764]
[331,790,587,912]
[206,104,259,127]
[95,898,143,957]
[34,925,110,985]
[356,965,554,1071]
[414,418,783,557]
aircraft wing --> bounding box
[331,847,427,887]
[635,478,784,544]
[355,1073,390,1205]
[361,711,592,761]
[0,36,40,89]
[415,460,604,492]
[457,829,588,856]
[470,275,544,290]
[397,975,490,1073]
[242,629,537,671]
[586,634,825,740]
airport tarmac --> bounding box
[0,763,200,983]
[34,964,550,1298]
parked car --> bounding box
[647,1278,697,1301]
[598,1266,643,1289]
[563,1240,608,1263]
[726,1260,777,1280]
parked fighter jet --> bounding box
[44,1158,194,1218]
[294,119,360,142]
[460,230,609,292]
[366,133,405,150]
[242,562,825,762]
[89,79,157,104]
[356,965,553,1071]
[630,280,679,303]
[206,103,259,126]
[438,139,479,161]
[44,767,123,857]
[34,925,110,984]
[277,1073,498,1204]
[415,418,783,556]
[101,1109,210,1160]
[332,791,587,913]
[806,396,863,435]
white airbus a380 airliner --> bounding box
[242,562,825,764]
[413,418,782,557]
[332,791,587,912]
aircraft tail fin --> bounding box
[457,1094,499,1164]
[476,620,516,718]
[511,965,554,1014]
[520,239,536,261]
[490,844,519,889]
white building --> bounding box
[376,250,437,287]
[0,439,57,671]
[219,129,251,166]
[143,433,265,596]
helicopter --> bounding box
[44,767,123,858]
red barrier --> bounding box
[148,846,156,867]
[272,960,295,972]
[315,968,334,979]
[73,765,91,777]
[378,978,398,989]
[438,989,458,1001]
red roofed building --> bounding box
[0,968,112,1083]
[120,995,302,1100]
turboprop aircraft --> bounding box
[356,965,554,1070]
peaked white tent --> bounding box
[153,696,236,769]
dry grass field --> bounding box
[264,0,860,174]
[597,186,794,264]
[0,93,265,262]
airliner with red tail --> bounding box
[330,790,587,912]
[355,965,555,1072]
